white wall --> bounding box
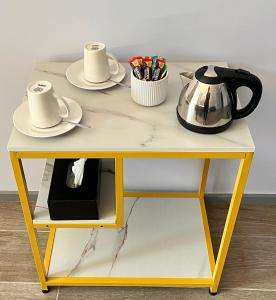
[0,0,275,193]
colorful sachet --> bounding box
[128,56,167,81]
[128,56,144,80]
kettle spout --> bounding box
[179,71,194,86]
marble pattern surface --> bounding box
[48,197,211,279]
[7,62,254,152]
[33,159,116,225]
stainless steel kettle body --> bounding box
[177,65,262,134]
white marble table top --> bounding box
[7,62,255,152]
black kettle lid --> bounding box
[195,65,247,85]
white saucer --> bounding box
[66,59,126,90]
[13,97,83,138]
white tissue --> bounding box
[72,158,87,186]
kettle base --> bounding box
[176,109,232,134]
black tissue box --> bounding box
[48,159,101,220]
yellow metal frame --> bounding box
[10,151,253,293]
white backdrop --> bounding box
[0,0,275,193]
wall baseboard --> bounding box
[0,191,37,201]
[0,191,275,204]
[205,193,276,205]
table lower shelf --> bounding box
[46,197,213,286]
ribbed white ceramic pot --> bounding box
[131,71,168,106]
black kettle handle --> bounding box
[228,69,262,119]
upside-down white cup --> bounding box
[84,42,119,83]
[27,80,69,128]
[130,72,168,106]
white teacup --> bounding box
[27,80,69,128]
[84,42,119,83]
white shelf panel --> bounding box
[48,198,211,279]
[33,159,116,225]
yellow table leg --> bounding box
[10,152,48,292]
[115,156,124,227]
[210,152,253,294]
[199,159,210,199]
[44,228,56,275]
[198,159,216,274]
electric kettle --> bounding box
[176,65,262,134]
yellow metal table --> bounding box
[8,62,255,294]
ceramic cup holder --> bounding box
[130,71,168,107]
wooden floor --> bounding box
[0,195,275,299]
